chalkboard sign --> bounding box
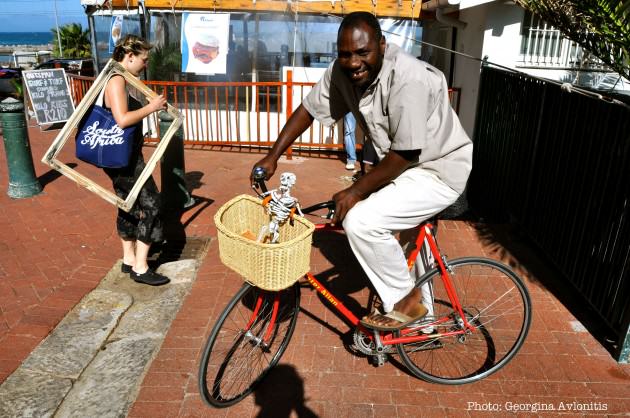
[23,69,75,125]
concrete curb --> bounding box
[0,259,200,418]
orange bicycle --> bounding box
[199,171,532,408]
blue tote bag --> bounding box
[75,78,136,168]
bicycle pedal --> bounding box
[370,353,388,367]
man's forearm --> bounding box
[352,149,419,198]
[268,104,315,160]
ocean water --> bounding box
[0,32,54,46]
[0,32,53,66]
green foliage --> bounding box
[51,23,91,58]
[147,43,182,81]
[9,78,23,100]
[515,0,630,79]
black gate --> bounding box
[469,65,630,362]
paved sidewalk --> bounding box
[1,123,629,417]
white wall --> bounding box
[451,5,487,136]
[452,2,524,136]
[480,3,524,69]
[459,0,496,9]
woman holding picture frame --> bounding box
[104,34,170,286]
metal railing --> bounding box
[469,65,630,362]
[144,77,337,151]
[519,15,607,70]
[66,74,94,106]
[66,72,461,154]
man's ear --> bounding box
[379,36,386,55]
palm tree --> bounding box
[51,23,92,58]
[515,0,630,80]
[147,43,182,81]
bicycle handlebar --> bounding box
[301,200,336,219]
[251,167,268,194]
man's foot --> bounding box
[360,303,428,331]
[131,268,170,286]
[345,161,356,170]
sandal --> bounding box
[131,268,170,286]
[360,304,428,331]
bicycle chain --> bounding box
[351,329,396,355]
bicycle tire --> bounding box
[198,282,300,407]
[397,257,531,385]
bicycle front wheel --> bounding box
[198,283,300,407]
[397,257,531,384]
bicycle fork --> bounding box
[243,291,281,351]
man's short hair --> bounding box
[338,12,382,41]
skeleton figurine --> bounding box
[257,172,302,243]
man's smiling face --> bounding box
[337,21,385,91]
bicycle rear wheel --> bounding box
[198,283,300,407]
[397,257,531,384]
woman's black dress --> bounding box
[104,93,163,244]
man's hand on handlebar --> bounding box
[331,187,365,225]
[250,156,278,187]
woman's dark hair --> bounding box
[112,35,152,62]
[338,11,382,41]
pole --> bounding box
[53,0,63,58]
[0,98,42,198]
[158,111,194,211]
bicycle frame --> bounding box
[246,218,478,348]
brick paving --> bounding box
[1,123,630,417]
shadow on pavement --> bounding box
[310,230,373,327]
[181,195,214,229]
[151,169,214,267]
[253,364,317,418]
[38,162,77,189]
[473,220,619,358]
[185,170,205,191]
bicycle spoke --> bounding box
[470,285,517,321]
[212,309,276,397]
[199,284,300,407]
[397,258,531,384]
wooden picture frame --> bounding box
[41,60,183,212]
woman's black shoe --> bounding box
[131,268,170,286]
[121,263,133,274]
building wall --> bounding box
[480,3,524,68]
[452,1,524,136]
[451,5,486,137]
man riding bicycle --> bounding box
[251,12,472,331]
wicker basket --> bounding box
[214,194,315,290]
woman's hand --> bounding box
[148,94,167,113]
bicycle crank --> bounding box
[351,329,396,356]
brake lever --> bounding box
[251,183,265,197]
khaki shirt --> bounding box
[302,43,472,194]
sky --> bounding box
[0,0,88,32]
